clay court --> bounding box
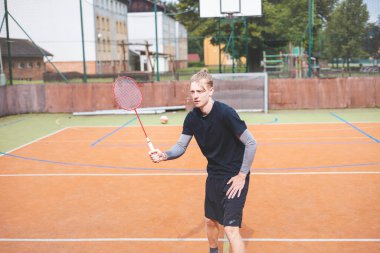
[1,114,379,253]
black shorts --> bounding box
[204,175,250,227]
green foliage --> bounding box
[324,0,369,60]
[174,0,338,61]
[188,61,204,67]
[171,0,375,65]
[365,19,380,59]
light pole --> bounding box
[79,0,87,82]
[154,0,160,81]
[307,0,314,77]
[0,42,6,85]
[4,0,13,85]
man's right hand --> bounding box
[148,149,167,163]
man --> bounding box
[149,69,257,253]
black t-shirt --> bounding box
[182,101,247,178]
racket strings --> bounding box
[114,78,143,110]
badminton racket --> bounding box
[113,76,155,151]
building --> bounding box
[94,0,130,74]
[127,0,188,72]
[0,37,53,81]
[0,0,129,75]
[203,37,232,66]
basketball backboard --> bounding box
[220,0,241,15]
[200,0,262,18]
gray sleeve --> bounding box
[239,129,257,174]
[165,134,192,160]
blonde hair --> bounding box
[190,68,213,89]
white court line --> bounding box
[0,173,207,177]
[0,127,69,157]
[1,171,380,177]
[252,121,380,125]
[0,237,379,242]
[70,122,380,128]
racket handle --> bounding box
[146,137,155,151]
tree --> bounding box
[364,17,380,61]
[173,0,338,71]
[324,0,369,68]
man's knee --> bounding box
[224,226,240,239]
[205,217,219,228]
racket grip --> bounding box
[146,137,155,151]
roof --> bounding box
[128,49,140,57]
[0,37,53,58]
[128,0,167,13]
[137,50,170,56]
[188,53,200,62]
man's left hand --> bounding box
[226,172,247,199]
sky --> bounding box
[364,0,380,23]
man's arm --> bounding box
[226,129,257,198]
[164,134,192,160]
[239,129,257,175]
[149,134,192,163]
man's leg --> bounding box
[224,226,245,253]
[205,217,219,251]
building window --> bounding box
[116,2,120,14]
[18,62,25,69]
[27,62,33,68]
[96,16,100,31]
[98,39,101,52]
[36,62,41,69]
[101,17,105,30]
[107,38,111,52]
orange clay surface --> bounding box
[1,123,380,253]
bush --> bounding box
[188,61,205,67]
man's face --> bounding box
[189,81,213,108]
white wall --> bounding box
[128,12,163,52]
[0,0,96,62]
[128,12,166,71]
[128,12,188,72]
[176,21,188,61]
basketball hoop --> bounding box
[225,12,235,19]
[199,0,262,18]
[220,0,241,18]
[199,0,263,74]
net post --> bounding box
[264,72,268,113]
